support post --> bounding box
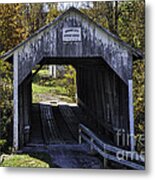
[13,52,19,151]
[79,127,82,144]
[90,137,94,152]
[103,145,108,168]
[53,65,56,78]
[128,79,135,151]
[49,65,53,76]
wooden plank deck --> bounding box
[30,103,82,144]
[40,103,63,144]
[30,104,44,144]
[59,105,79,140]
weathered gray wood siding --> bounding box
[76,62,129,144]
[11,8,135,149]
[15,10,132,85]
[18,74,32,148]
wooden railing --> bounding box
[79,124,145,170]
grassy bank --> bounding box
[0,153,53,168]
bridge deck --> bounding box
[30,103,83,144]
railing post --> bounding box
[90,137,94,152]
[103,145,108,168]
[79,127,82,144]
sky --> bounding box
[57,2,93,10]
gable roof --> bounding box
[0,7,144,61]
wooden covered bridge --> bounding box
[1,7,144,169]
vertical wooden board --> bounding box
[110,73,116,127]
[27,77,32,143]
[96,70,101,134]
[83,68,87,106]
[87,67,93,112]
[76,66,80,101]
[85,68,90,107]
[100,70,106,127]
[79,67,83,103]
[104,69,112,126]
[118,79,123,130]
[85,66,94,128]
[111,73,116,128]
[122,82,128,132]
[88,66,96,128]
[19,84,24,148]
[92,69,99,133]
[78,67,82,104]
[23,81,28,126]
[95,69,104,134]
[113,74,119,129]
[128,80,135,151]
[115,75,120,130]
[13,52,19,151]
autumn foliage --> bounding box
[0,1,145,151]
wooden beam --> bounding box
[13,52,19,151]
[26,64,43,84]
[128,79,135,151]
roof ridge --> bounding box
[0,7,144,60]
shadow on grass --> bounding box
[28,152,57,168]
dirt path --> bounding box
[23,144,103,169]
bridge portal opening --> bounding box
[30,63,79,144]
[21,57,129,147]
[32,64,77,104]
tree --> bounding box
[0,4,28,52]
[46,3,60,24]
[82,1,119,34]
[63,66,76,102]
[0,58,13,151]
[24,3,47,34]
[118,1,145,51]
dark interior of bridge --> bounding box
[25,57,129,147]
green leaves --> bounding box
[0,59,13,146]
[63,66,77,102]
[0,4,28,52]
[118,1,145,51]
[46,3,60,24]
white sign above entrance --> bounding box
[63,27,81,42]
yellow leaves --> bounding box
[137,97,143,102]
[0,4,28,52]
[138,124,144,132]
[133,60,145,142]
[15,4,21,11]
[46,4,60,24]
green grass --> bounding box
[32,83,67,95]
[32,83,73,103]
[32,69,49,77]
[0,154,50,168]
[32,68,76,103]
[32,83,52,94]
[0,139,6,147]
[37,69,49,76]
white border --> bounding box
[0,0,155,179]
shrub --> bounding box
[0,59,13,152]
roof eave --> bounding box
[0,7,144,61]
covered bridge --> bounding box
[1,7,143,152]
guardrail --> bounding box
[79,124,145,170]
